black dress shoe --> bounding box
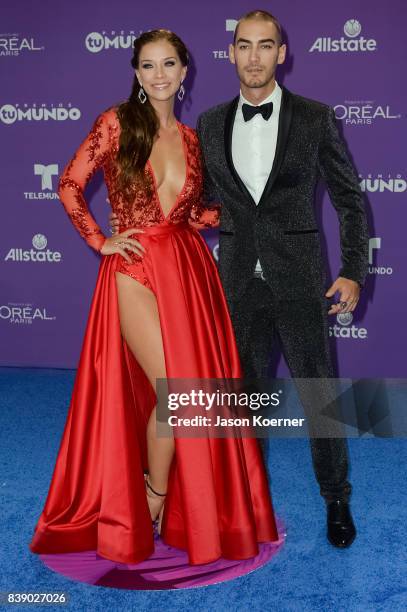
[326,500,356,548]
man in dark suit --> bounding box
[195,10,369,548]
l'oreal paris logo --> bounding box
[0,34,44,56]
[0,303,56,324]
[334,103,401,125]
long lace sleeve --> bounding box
[58,111,111,252]
[188,142,221,230]
[189,201,220,229]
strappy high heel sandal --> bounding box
[145,476,166,535]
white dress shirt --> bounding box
[231,81,282,273]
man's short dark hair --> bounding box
[233,10,283,46]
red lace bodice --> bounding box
[58,107,220,252]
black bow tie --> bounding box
[242,101,273,122]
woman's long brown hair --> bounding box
[116,29,189,199]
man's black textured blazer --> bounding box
[196,86,369,307]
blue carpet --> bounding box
[0,367,405,611]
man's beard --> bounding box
[240,67,274,89]
[245,79,268,89]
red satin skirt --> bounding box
[29,221,279,565]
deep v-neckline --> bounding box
[147,121,189,221]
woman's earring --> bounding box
[177,82,185,101]
[138,85,147,104]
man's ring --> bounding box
[339,301,347,308]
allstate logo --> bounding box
[344,19,361,38]
[4,234,62,263]
[85,32,104,53]
[309,19,376,53]
[32,234,47,250]
[212,243,219,261]
[337,312,353,326]
[329,311,367,339]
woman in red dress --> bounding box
[29,29,279,566]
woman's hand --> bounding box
[109,212,121,236]
[100,228,146,264]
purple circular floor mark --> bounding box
[39,520,286,590]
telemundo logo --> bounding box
[368,237,393,276]
[309,19,377,53]
[226,20,237,33]
[0,104,81,124]
[24,164,60,201]
[85,31,141,53]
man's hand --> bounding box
[109,212,120,236]
[325,277,360,315]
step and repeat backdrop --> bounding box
[1,1,405,375]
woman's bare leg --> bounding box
[115,271,174,519]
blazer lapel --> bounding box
[258,86,293,207]
[223,97,257,207]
